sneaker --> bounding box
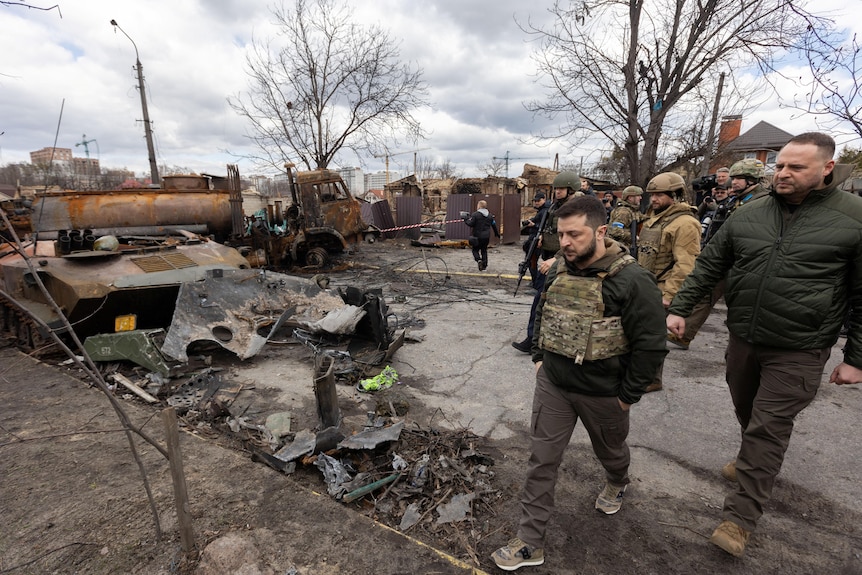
[595,482,627,515]
[491,538,544,571]
[667,333,691,350]
[709,520,750,557]
[511,338,531,353]
[721,460,738,482]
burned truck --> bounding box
[234,163,380,268]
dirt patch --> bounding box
[2,240,862,574]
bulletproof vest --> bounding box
[637,207,690,279]
[541,199,567,253]
[538,254,635,364]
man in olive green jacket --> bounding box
[667,132,862,558]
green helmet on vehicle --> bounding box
[729,158,765,180]
[552,171,580,191]
[622,185,644,199]
[646,172,686,196]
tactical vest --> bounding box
[538,254,636,364]
[637,209,690,279]
[541,200,567,253]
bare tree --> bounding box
[523,0,827,186]
[591,146,630,186]
[786,25,862,140]
[229,0,429,172]
[477,157,507,177]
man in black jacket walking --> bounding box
[464,199,500,271]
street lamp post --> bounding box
[110,19,160,187]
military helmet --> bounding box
[646,172,686,195]
[622,185,644,199]
[552,171,580,191]
[729,158,764,180]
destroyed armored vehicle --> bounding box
[0,186,249,350]
[0,164,380,353]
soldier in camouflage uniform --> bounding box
[669,159,770,350]
[512,171,579,353]
[493,196,667,571]
[637,172,701,390]
[607,185,646,251]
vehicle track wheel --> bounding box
[305,247,329,267]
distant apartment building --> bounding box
[30,147,73,165]
[30,146,100,188]
[337,167,365,196]
[364,170,399,192]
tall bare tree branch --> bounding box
[229,0,429,171]
[521,0,828,186]
[781,14,862,141]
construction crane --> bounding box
[75,134,97,159]
[492,150,544,178]
[75,134,99,187]
[373,147,431,187]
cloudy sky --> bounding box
[1,0,859,181]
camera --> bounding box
[691,174,717,192]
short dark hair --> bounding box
[787,132,835,159]
[555,195,606,230]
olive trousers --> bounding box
[517,366,630,547]
[723,333,830,532]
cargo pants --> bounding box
[723,333,830,532]
[517,366,630,547]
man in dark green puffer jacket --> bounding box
[667,132,862,558]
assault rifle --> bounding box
[629,216,638,258]
[514,205,550,296]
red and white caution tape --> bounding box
[379,219,465,233]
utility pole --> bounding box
[111,19,160,187]
[701,72,726,177]
[373,147,430,186]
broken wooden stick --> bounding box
[110,373,159,403]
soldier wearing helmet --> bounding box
[540,172,581,260]
[607,185,646,252]
[729,158,769,207]
[512,171,581,353]
[637,172,701,390]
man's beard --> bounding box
[571,236,597,265]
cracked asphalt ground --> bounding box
[2,238,861,574]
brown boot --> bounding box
[709,520,750,557]
[721,460,738,482]
[644,382,663,393]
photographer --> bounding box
[698,184,735,246]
